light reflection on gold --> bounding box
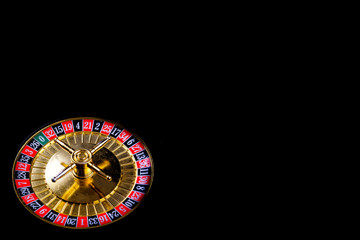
[61,181,80,200]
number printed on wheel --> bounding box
[12,117,154,229]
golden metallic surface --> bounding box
[33,132,133,210]
[13,117,153,229]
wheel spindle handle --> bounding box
[88,162,112,181]
[90,136,111,154]
[51,137,112,182]
[54,138,75,154]
[51,164,76,182]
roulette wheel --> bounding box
[12,117,154,229]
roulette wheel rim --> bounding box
[12,117,154,229]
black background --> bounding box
[0,13,229,236]
[1,82,205,237]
